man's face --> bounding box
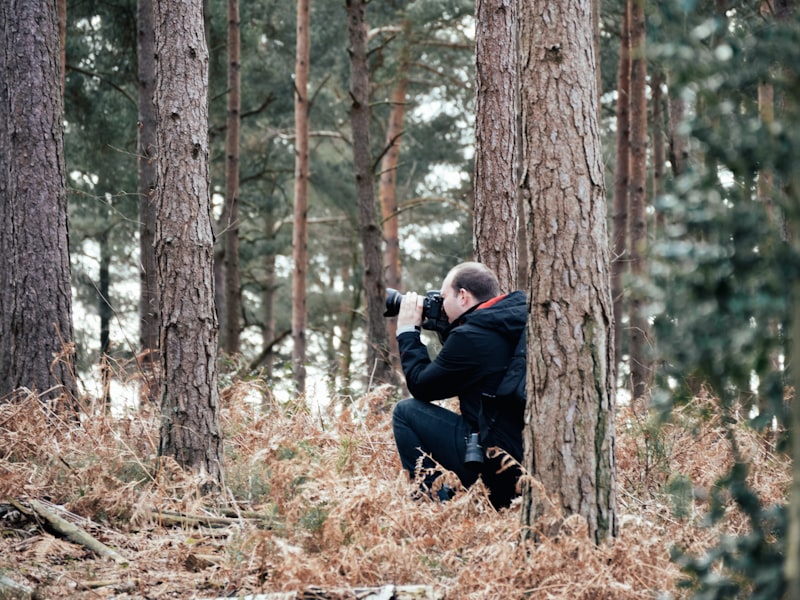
[440,272,463,324]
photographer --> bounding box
[391,261,526,509]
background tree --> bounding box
[154,0,222,481]
[346,0,395,388]
[292,0,310,393]
[138,0,159,402]
[0,0,78,405]
[627,0,649,402]
[611,0,631,374]
[221,0,242,355]
[378,19,410,370]
[519,0,617,543]
[473,0,519,292]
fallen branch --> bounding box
[151,509,275,529]
[200,584,442,600]
[10,499,129,565]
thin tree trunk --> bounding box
[790,276,800,600]
[223,0,242,355]
[292,0,310,393]
[519,0,616,544]
[137,0,160,403]
[99,227,113,408]
[378,34,409,373]
[473,0,518,293]
[612,0,631,373]
[0,0,77,406]
[651,69,665,232]
[154,0,222,482]
[628,0,650,403]
[667,72,688,178]
[346,0,396,388]
[261,209,278,383]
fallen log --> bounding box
[10,499,129,565]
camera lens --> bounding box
[384,288,403,317]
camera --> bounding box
[384,288,449,335]
[464,432,484,467]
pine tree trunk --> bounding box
[138,0,160,403]
[292,0,310,393]
[790,279,800,600]
[612,1,631,373]
[223,0,242,355]
[519,0,617,544]
[473,0,519,293]
[628,0,649,403]
[154,0,222,482]
[346,0,396,388]
[99,228,113,408]
[260,209,278,382]
[651,69,665,232]
[667,72,688,178]
[378,34,409,374]
[0,0,78,406]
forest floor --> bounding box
[0,381,789,599]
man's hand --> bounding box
[397,291,424,331]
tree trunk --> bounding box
[379,31,409,373]
[154,0,223,482]
[0,0,78,406]
[651,69,665,232]
[667,72,688,178]
[473,0,519,293]
[789,277,800,600]
[260,209,278,382]
[292,0,310,393]
[346,0,396,388]
[223,0,242,355]
[519,0,617,544]
[628,0,650,403]
[99,227,113,408]
[138,0,160,403]
[611,0,631,373]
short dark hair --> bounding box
[447,262,500,302]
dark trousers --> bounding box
[391,397,480,492]
[393,397,523,508]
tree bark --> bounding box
[346,0,396,388]
[154,0,223,482]
[519,0,617,544]
[223,0,242,355]
[0,0,78,405]
[473,0,519,293]
[138,0,160,403]
[292,0,310,393]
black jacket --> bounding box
[397,290,527,462]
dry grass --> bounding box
[0,383,790,599]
